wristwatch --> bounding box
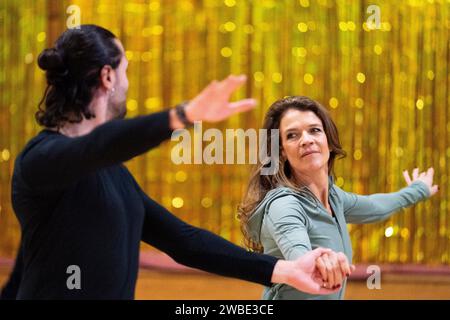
[174,101,193,128]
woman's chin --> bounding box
[298,163,327,174]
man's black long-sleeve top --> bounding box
[3,110,277,299]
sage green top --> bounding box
[247,177,430,300]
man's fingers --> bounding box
[220,74,247,96]
[227,99,257,115]
[201,80,219,95]
[193,80,221,103]
[403,170,412,185]
[307,276,339,294]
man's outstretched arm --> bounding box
[138,188,348,294]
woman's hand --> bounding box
[403,167,439,197]
[316,251,355,289]
[271,247,354,295]
[184,75,257,123]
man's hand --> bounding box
[184,75,257,123]
[271,248,354,295]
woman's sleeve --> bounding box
[21,111,173,191]
[263,195,312,260]
[335,181,430,224]
[138,187,278,287]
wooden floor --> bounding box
[1,266,450,299]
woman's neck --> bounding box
[294,169,331,213]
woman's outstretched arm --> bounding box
[337,167,437,224]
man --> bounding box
[1,25,352,299]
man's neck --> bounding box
[58,117,104,137]
[57,98,109,138]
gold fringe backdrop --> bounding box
[0,0,449,265]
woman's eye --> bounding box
[287,133,297,139]
[311,128,322,133]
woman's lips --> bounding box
[301,151,319,157]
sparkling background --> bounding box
[0,0,449,264]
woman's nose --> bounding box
[300,132,314,146]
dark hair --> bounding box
[238,96,346,251]
[36,24,122,128]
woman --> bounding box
[238,96,438,300]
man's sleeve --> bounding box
[21,110,173,191]
[138,186,278,287]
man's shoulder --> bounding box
[20,130,60,155]
[12,130,61,179]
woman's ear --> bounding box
[100,65,116,91]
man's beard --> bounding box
[108,98,127,120]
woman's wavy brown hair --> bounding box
[237,96,346,252]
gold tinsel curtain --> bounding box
[0,0,449,265]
